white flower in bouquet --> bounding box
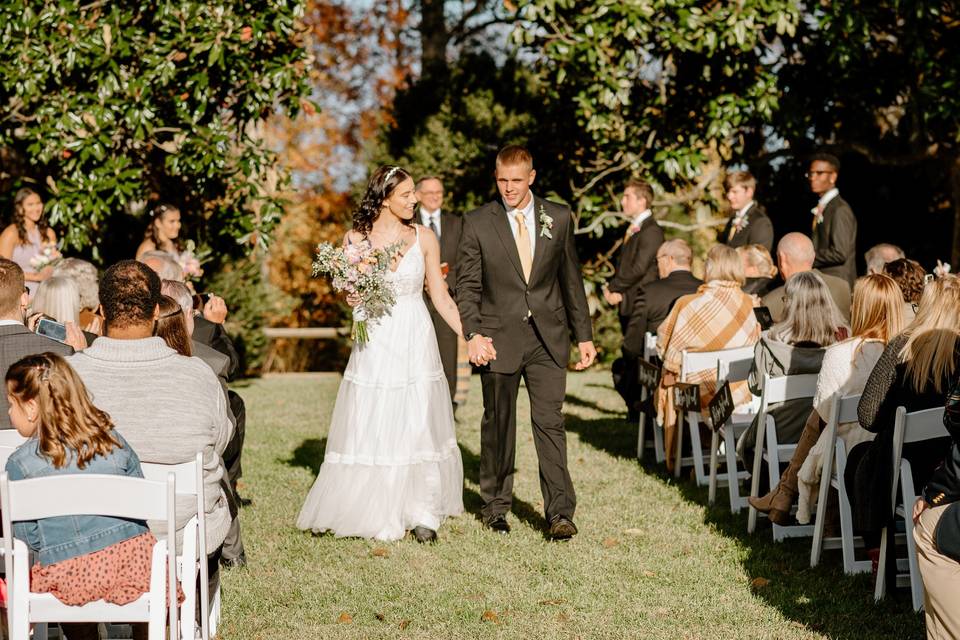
[29,243,61,271]
[176,240,206,280]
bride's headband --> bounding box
[384,166,402,183]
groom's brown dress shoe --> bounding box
[485,514,511,534]
[548,516,577,540]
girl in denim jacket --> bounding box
[4,353,180,640]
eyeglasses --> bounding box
[805,170,835,178]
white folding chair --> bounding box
[747,372,819,540]
[810,393,871,574]
[675,346,756,486]
[637,333,665,463]
[0,431,26,579]
[875,406,947,611]
[142,453,214,640]
[1,472,178,640]
[707,352,756,512]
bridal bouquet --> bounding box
[29,243,61,272]
[176,240,207,280]
[312,239,400,344]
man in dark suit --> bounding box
[616,239,702,419]
[458,145,595,540]
[416,176,463,407]
[721,170,773,251]
[603,179,664,333]
[808,153,857,285]
[0,259,73,428]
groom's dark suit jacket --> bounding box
[812,195,858,286]
[457,196,593,373]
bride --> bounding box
[297,165,483,542]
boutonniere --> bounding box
[538,205,553,239]
[733,215,749,233]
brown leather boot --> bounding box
[748,482,797,524]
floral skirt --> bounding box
[31,533,184,607]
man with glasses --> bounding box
[807,152,857,285]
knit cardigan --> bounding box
[68,337,233,550]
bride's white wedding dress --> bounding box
[297,226,465,540]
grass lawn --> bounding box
[220,371,925,639]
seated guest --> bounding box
[762,232,851,322]
[656,244,760,472]
[137,249,184,282]
[846,274,960,575]
[737,244,778,297]
[5,353,183,640]
[30,276,81,325]
[883,257,925,323]
[865,243,905,275]
[0,259,73,428]
[67,261,233,570]
[155,294,192,356]
[737,271,847,464]
[53,257,101,332]
[914,376,960,639]
[721,171,773,251]
[748,274,904,524]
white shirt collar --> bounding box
[818,188,839,208]
[505,192,536,219]
[631,209,652,227]
[420,208,440,221]
[735,201,755,219]
[0,319,24,327]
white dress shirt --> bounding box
[420,209,441,237]
[814,188,840,215]
[631,209,653,228]
[732,201,755,225]
[0,319,23,327]
[504,192,537,256]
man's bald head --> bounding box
[776,232,815,280]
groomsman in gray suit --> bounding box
[417,176,463,408]
[0,258,74,428]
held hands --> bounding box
[601,284,622,306]
[468,334,497,366]
[912,497,929,525]
[575,341,597,371]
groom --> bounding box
[457,145,596,540]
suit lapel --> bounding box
[530,196,548,280]
[489,202,526,282]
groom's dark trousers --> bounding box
[458,196,593,524]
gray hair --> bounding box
[865,243,905,275]
[30,276,81,325]
[52,258,99,309]
[659,239,692,267]
[161,279,193,315]
[770,271,847,346]
[138,250,183,282]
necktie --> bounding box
[514,212,532,281]
[428,216,439,238]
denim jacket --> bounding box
[5,432,149,566]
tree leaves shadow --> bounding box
[284,437,327,476]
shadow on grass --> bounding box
[564,413,636,460]
[284,438,328,476]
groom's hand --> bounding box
[468,334,496,366]
[574,341,597,371]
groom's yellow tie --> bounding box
[514,212,533,282]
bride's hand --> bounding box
[346,292,361,307]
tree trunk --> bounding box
[419,0,449,79]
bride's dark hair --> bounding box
[352,165,413,237]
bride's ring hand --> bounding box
[346,292,361,307]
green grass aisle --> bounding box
[220,372,924,639]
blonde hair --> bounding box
[737,244,777,278]
[724,170,756,191]
[850,274,904,344]
[900,275,960,394]
[30,276,81,325]
[704,244,745,285]
[770,271,846,346]
[6,353,120,469]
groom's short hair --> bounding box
[496,145,533,171]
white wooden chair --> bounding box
[747,372,820,540]
[1,472,178,640]
[142,453,215,640]
[675,346,756,486]
[707,352,756,512]
[636,333,665,463]
[0,430,26,469]
[809,393,871,574]
[875,406,947,611]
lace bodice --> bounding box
[387,227,425,298]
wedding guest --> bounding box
[0,259,74,429]
[913,376,960,639]
[416,176,462,406]
[737,271,847,466]
[0,188,58,296]
[808,153,857,285]
[748,274,904,524]
[4,353,183,640]
[136,203,182,259]
[53,258,101,332]
[721,171,773,251]
[846,274,960,576]
[603,178,664,333]
[154,294,192,356]
[30,276,81,326]
[883,257,925,323]
[656,244,760,472]
[137,249,184,282]
[617,239,701,419]
[737,244,778,297]
[865,243,905,275]
[762,233,851,322]
[67,260,234,590]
